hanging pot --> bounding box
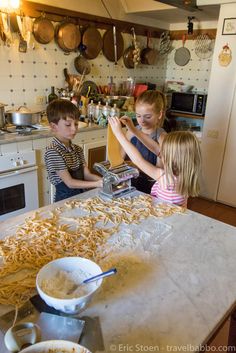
[81,26,102,59]
[74,54,91,75]
[102,27,124,62]
[55,21,81,52]
[140,32,158,65]
[6,107,42,126]
[123,45,135,69]
[33,15,54,44]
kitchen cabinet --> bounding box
[84,140,107,173]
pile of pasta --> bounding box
[0,195,185,307]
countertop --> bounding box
[0,123,105,145]
[0,189,236,352]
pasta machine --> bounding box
[93,161,139,198]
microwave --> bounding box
[170,92,207,116]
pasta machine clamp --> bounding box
[93,161,139,198]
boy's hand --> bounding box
[96,179,103,188]
[120,116,135,133]
[108,116,123,136]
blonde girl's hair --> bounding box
[161,131,202,197]
[135,90,167,126]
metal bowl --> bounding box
[105,95,128,108]
[5,106,42,126]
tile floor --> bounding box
[188,197,236,227]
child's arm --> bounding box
[83,166,102,181]
[57,169,103,189]
[108,117,163,181]
[120,116,165,156]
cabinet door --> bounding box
[84,140,107,173]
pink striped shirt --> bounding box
[151,173,187,207]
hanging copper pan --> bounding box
[81,26,102,59]
[141,32,158,65]
[33,15,54,44]
[55,21,81,52]
[123,45,135,69]
[103,27,124,62]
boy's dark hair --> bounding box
[46,99,80,124]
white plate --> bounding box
[20,340,91,353]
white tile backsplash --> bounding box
[0,25,214,110]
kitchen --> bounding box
[0,0,236,352]
[0,0,217,216]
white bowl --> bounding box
[36,257,102,314]
[20,340,91,353]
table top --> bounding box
[0,189,236,353]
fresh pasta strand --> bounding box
[0,195,185,307]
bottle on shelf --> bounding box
[95,101,103,123]
[48,86,58,103]
[102,102,111,118]
[87,100,95,123]
[110,103,120,118]
[79,101,86,121]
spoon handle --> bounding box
[83,268,117,284]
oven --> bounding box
[0,151,39,222]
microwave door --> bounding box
[171,93,194,113]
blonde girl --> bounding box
[120,90,167,193]
[109,117,201,207]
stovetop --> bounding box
[0,124,50,135]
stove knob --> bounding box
[12,159,19,167]
[19,158,25,166]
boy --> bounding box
[45,99,102,202]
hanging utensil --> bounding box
[16,15,27,53]
[1,13,12,46]
[113,25,118,64]
[195,33,214,59]
[102,27,124,62]
[0,14,6,42]
[67,268,117,295]
[131,27,141,67]
[159,31,172,56]
[174,34,191,66]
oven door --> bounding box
[0,166,39,222]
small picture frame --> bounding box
[222,18,236,35]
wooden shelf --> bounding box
[168,111,205,120]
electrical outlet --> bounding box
[207,129,219,139]
[35,96,46,105]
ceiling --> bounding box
[126,1,220,24]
